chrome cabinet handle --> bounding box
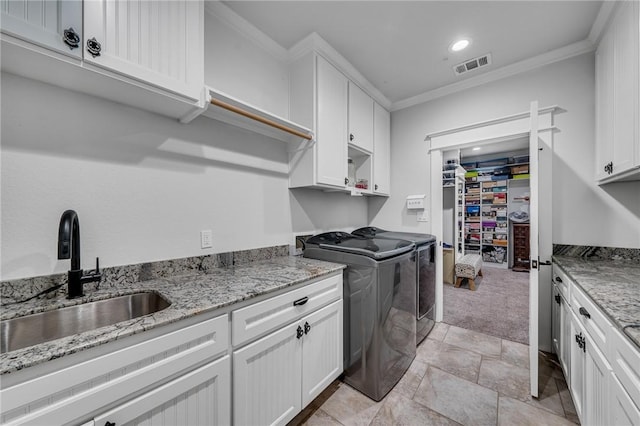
[304,321,311,334]
[296,325,304,339]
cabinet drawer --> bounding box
[1,314,228,425]
[552,264,570,302]
[232,273,342,347]
[611,327,640,409]
[570,283,611,355]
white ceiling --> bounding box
[222,1,603,108]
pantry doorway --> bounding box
[426,101,557,398]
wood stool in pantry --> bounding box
[455,254,483,291]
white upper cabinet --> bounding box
[0,0,82,58]
[83,0,204,101]
[289,53,349,190]
[1,0,204,120]
[348,82,374,153]
[595,0,640,183]
[373,102,391,195]
[316,56,349,187]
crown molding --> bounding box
[204,1,289,62]
[288,32,392,110]
[391,39,595,112]
[588,1,617,45]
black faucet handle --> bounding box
[83,257,102,282]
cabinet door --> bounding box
[612,0,639,177]
[584,334,611,426]
[83,0,203,100]
[611,374,640,426]
[234,322,302,426]
[301,300,343,407]
[569,312,585,421]
[595,27,614,180]
[94,356,231,426]
[552,284,560,355]
[316,55,348,188]
[559,296,571,380]
[373,102,391,195]
[348,82,374,152]
[0,0,82,58]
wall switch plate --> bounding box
[417,210,429,222]
[200,230,213,249]
[407,194,426,210]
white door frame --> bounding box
[426,102,557,397]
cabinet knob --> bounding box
[555,276,562,283]
[554,294,561,305]
[345,177,349,185]
[63,27,80,50]
[375,184,378,191]
[579,307,591,319]
[296,325,304,339]
[86,37,102,57]
[349,133,355,142]
[105,422,116,426]
[304,321,311,334]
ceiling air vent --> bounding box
[453,53,492,76]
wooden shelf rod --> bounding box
[210,98,313,141]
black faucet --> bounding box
[57,210,101,299]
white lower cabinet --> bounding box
[233,300,343,426]
[93,356,230,426]
[551,284,571,382]
[611,373,640,425]
[569,302,612,426]
[0,314,229,426]
[555,263,640,426]
[569,312,586,421]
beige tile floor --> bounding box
[289,323,579,426]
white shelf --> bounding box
[185,87,314,143]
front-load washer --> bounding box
[303,232,416,401]
[352,227,437,345]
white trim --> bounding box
[426,105,559,140]
[391,40,594,112]
[288,32,392,110]
[588,1,618,45]
[204,1,289,62]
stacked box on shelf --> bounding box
[493,193,507,204]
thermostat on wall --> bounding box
[406,194,426,210]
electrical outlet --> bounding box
[417,210,429,222]
[200,230,213,249]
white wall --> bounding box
[0,10,371,280]
[372,53,640,249]
[0,72,368,280]
[204,9,289,118]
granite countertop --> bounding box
[552,255,640,349]
[0,256,345,375]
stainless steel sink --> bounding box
[1,292,171,354]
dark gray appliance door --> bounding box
[343,250,416,401]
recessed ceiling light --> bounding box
[472,147,481,151]
[450,39,471,52]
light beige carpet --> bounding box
[443,266,529,344]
